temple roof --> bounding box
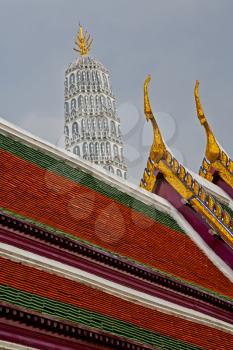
[1,116,233,349]
[140,76,233,253]
[0,116,232,280]
[194,81,233,198]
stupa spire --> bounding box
[64,26,127,179]
[74,24,93,56]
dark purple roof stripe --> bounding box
[0,303,154,350]
[0,212,232,325]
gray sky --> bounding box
[0,0,232,184]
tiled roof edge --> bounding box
[1,241,233,335]
[1,210,233,316]
[0,117,171,215]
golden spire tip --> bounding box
[74,23,93,56]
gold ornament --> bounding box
[195,81,233,189]
[141,76,233,249]
[74,24,93,56]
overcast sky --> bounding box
[0,0,232,184]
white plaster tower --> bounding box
[64,25,127,179]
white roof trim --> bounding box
[0,117,171,214]
[165,143,232,206]
[1,242,233,335]
[0,341,37,350]
[0,117,232,281]
[169,205,233,282]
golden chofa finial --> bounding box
[74,24,93,56]
[144,75,154,120]
[144,75,166,162]
[194,80,220,163]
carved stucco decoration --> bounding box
[140,76,233,249]
[194,81,233,189]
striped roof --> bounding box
[0,117,233,350]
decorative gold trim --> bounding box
[144,75,166,163]
[74,24,93,56]
[141,76,233,249]
[194,81,233,189]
